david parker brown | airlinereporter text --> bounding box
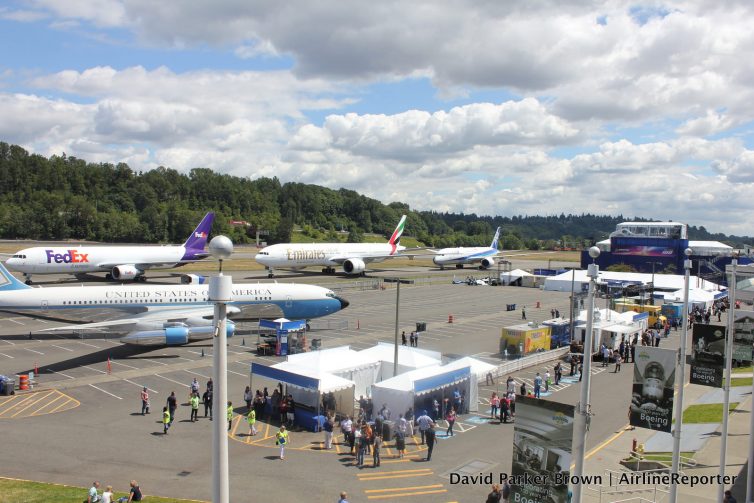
[449,472,737,487]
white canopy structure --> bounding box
[358,342,442,380]
[500,268,533,285]
[440,357,497,413]
[286,346,381,397]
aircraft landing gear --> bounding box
[267,268,275,278]
[321,267,336,274]
[105,273,113,280]
[455,264,464,269]
[137,276,147,282]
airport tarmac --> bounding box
[0,265,643,502]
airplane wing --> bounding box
[39,305,241,332]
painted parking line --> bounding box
[154,374,190,387]
[75,341,101,349]
[0,389,80,418]
[24,348,44,355]
[47,369,75,380]
[123,379,159,393]
[0,353,14,359]
[110,360,139,370]
[51,344,75,352]
[364,484,446,500]
[88,383,123,400]
[82,365,108,374]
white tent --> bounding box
[500,268,533,285]
[371,364,472,421]
[285,346,381,397]
[358,342,442,380]
[440,357,497,413]
[665,288,725,310]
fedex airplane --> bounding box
[5,212,215,284]
[255,215,407,277]
[0,262,348,346]
[432,227,501,270]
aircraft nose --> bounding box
[336,295,350,310]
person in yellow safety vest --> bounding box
[275,425,290,460]
[247,408,257,436]
[163,406,170,434]
[227,401,233,432]
[190,392,200,422]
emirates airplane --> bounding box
[5,212,214,284]
[0,262,348,346]
[255,215,407,277]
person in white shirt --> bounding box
[102,485,114,503]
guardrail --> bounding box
[584,468,677,503]
[484,347,570,382]
[625,451,698,469]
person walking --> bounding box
[401,331,407,346]
[445,407,457,436]
[486,483,502,503]
[414,331,419,347]
[162,406,170,434]
[425,423,437,461]
[409,331,415,347]
[356,424,367,467]
[394,428,406,458]
[247,407,257,436]
[140,387,150,415]
[416,410,433,444]
[723,489,738,503]
[190,392,200,422]
[534,373,542,398]
[338,491,349,503]
[500,395,510,424]
[227,401,233,431]
[167,391,177,426]
[276,425,290,459]
[554,362,562,385]
[614,353,622,373]
[244,386,252,410]
[190,378,200,399]
[521,306,526,320]
[544,370,551,392]
[490,392,500,420]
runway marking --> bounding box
[0,339,15,345]
[24,348,44,355]
[51,344,75,352]
[8,319,25,325]
[75,341,101,349]
[183,369,211,379]
[0,390,79,418]
[0,353,13,358]
[88,383,123,400]
[47,369,75,380]
[154,374,189,387]
[82,365,107,374]
[110,360,139,369]
[227,369,246,377]
[141,358,169,366]
[123,379,159,393]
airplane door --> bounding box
[285,296,293,308]
[41,300,48,311]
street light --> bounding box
[649,261,663,306]
[669,248,691,503]
[209,236,233,503]
[572,246,600,503]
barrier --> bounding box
[18,374,29,391]
[448,315,454,323]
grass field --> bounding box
[682,402,739,424]
[0,477,207,503]
[730,377,753,387]
[732,366,752,374]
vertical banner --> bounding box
[630,347,676,432]
[510,395,575,503]
[733,311,754,364]
[690,324,726,387]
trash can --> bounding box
[382,420,394,441]
[1,379,14,396]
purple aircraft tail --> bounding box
[183,212,214,251]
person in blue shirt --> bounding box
[534,373,542,398]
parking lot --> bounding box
[0,264,640,502]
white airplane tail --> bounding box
[490,227,501,249]
[0,262,32,291]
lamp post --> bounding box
[209,236,233,503]
[394,279,400,378]
[717,256,737,503]
[669,248,692,503]
[649,261,662,306]
[572,246,600,503]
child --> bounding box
[163,406,170,434]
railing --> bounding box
[584,468,678,503]
[308,319,349,330]
[625,451,698,469]
[483,347,570,382]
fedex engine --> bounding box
[121,321,236,346]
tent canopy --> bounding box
[286,346,379,372]
[358,342,441,369]
[251,362,354,393]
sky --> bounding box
[1,1,753,236]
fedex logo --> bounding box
[194,232,207,238]
[45,249,89,264]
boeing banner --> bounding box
[690,324,726,388]
[630,347,676,432]
[733,311,754,364]
[612,246,675,257]
[509,395,575,503]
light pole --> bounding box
[394,279,400,378]
[670,248,692,503]
[572,246,600,503]
[649,261,662,306]
[209,236,233,503]
[717,256,737,503]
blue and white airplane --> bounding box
[5,212,215,284]
[0,263,348,346]
[432,227,502,270]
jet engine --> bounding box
[342,258,366,275]
[181,274,207,284]
[480,257,495,269]
[120,321,236,346]
[112,265,143,280]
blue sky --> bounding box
[1,1,753,235]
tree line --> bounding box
[0,142,750,248]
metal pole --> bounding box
[209,272,233,503]
[394,280,400,378]
[570,268,576,340]
[718,258,737,503]
[670,248,692,503]
[572,248,599,503]
[747,271,754,503]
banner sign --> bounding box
[613,246,674,257]
[630,347,676,432]
[690,324,726,387]
[509,395,575,503]
[733,311,754,364]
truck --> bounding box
[500,323,552,357]
[614,302,667,328]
